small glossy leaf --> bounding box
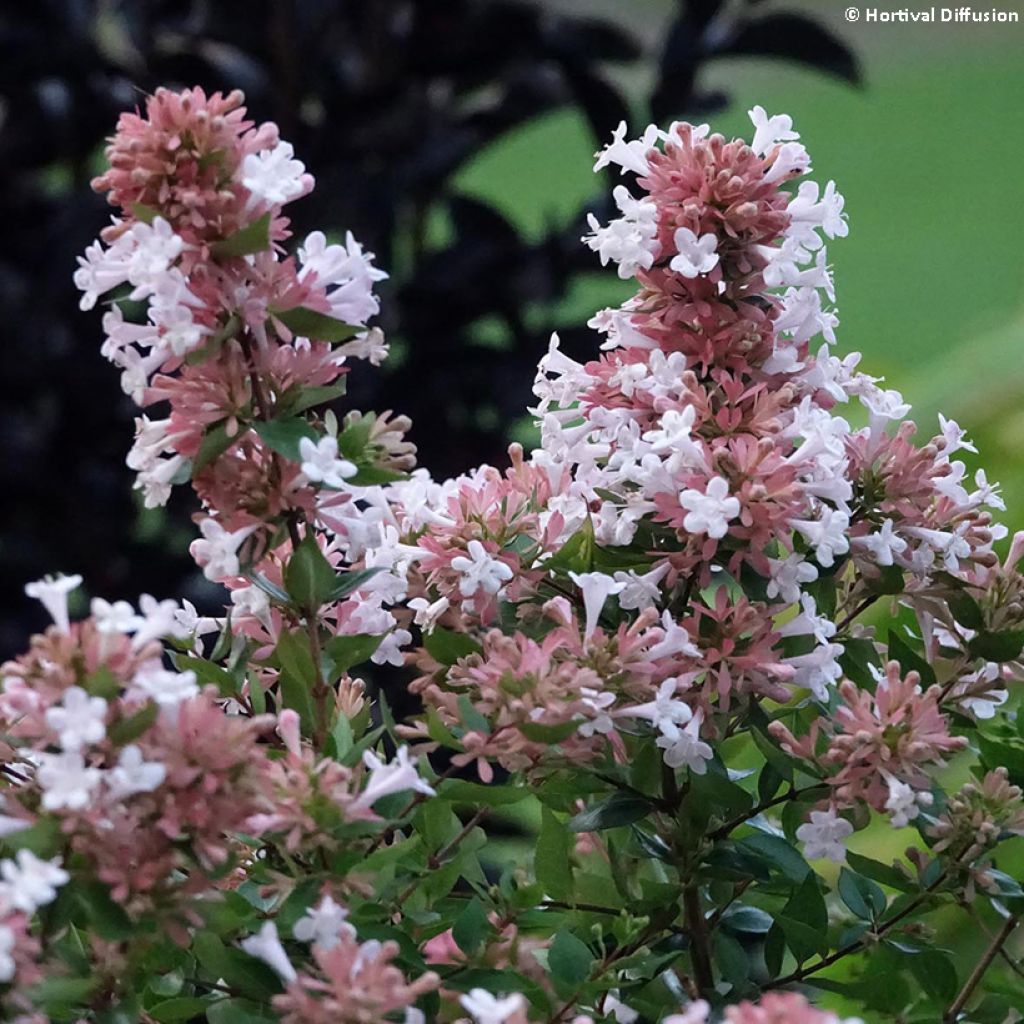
[253,418,317,461]
[548,929,592,988]
[211,212,271,258]
[275,306,359,342]
[568,792,653,832]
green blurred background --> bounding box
[455,0,1024,517]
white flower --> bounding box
[190,519,257,583]
[796,808,853,862]
[776,595,836,647]
[0,851,69,913]
[663,1002,710,1024]
[748,105,800,156]
[242,142,308,208]
[125,218,185,300]
[371,627,413,667]
[24,573,82,635]
[613,564,669,612]
[129,664,199,708]
[240,921,297,983]
[299,435,358,489]
[298,230,387,325]
[354,746,435,810]
[408,595,449,633]
[106,745,166,799]
[592,121,660,176]
[884,775,933,828]
[134,594,189,649]
[0,924,14,982]
[646,610,700,661]
[582,185,660,280]
[792,507,850,568]
[853,519,908,567]
[617,679,693,732]
[90,598,142,635]
[669,227,719,278]
[786,642,844,700]
[230,584,273,631]
[766,552,818,605]
[679,476,740,539]
[36,751,102,811]
[568,571,626,640]
[459,988,526,1024]
[656,713,713,773]
[44,686,107,752]
[605,992,639,1023]
[293,895,354,950]
[450,540,513,598]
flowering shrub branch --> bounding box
[1,87,1022,1023]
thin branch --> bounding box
[943,913,1020,1023]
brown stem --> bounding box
[943,913,1020,1023]
[683,884,714,997]
[766,867,951,990]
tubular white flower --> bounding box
[299,435,358,489]
[669,227,719,278]
[24,573,83,635]
[459,989,526,1024]
[679,476,740,539]
[0,851,69,913]
[796,808,853,862]
[293,895,355,950]
[240,921,297,983]
[568,571,627,640]
[242,142,309,208]
[44,687,107,752]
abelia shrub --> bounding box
[1,87,1021,1023]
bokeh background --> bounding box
[2,2,1023,1017]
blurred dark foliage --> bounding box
[0,0,859,655]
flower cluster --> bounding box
[4,91,1023,1023]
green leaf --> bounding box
[275,306,359,342]
[205,999,277,1024]
[735,834,811,883]
[275,630,317,734]
[721,905,775,935]
[149,997,214,1023]
[193,932,281,1000]
[907,949,958,1003]
[193,421,237,474]
[949,590,986,630]
[780,873,828,963]
[845,851,915,892]
[83,666,121,699]
[106,700,160,746]
[423,626,482,666]
[969,628,1024,663]
[1,816,61,857]
[867,563,905,596]
[548,929,593,988]
[76,880,134,940]
[518,720,579,744]
[536,807,573,900]
[253,418,318,462]
[284,534,337,612]
[286,383,348,415]
[543,519,595,575]
[567,792,653,832]
[978,734,1024,787]
[248,572,292,605]
[29,976,99,1014]
[839,868,887,921]
[840,637,883,689]
[439,780,530,807]
[323,633,381,678]
[714,930,749,990]
[326,567,385,603]
[887,630,937,687]
[131,202,160,224]
[452,897,490,956]
[211,212,272,258]
[174,654,237,697]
